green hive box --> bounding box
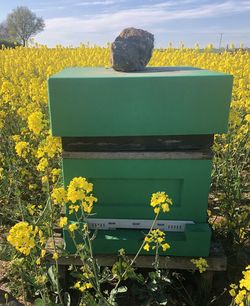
[62,158,212,223]
[48,67,233,257]
[48,67,233,137]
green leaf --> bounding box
[48,265,58,291]
[64,292,71,306]
[34,298,44,306]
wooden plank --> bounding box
[62,150,213,160]
[62,135,214,152]
[46,237,227,271]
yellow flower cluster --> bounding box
[191,257,209,273]
[67,177,93,203]
[67,177,97,214]
[35,274,47,285]
[150,192,173,214]
[7,222,38,255]
[36,157,48,172]
[58,216,68,228]
[51,177,97,215]
[143,229,170,252]
[74,281,93,292]
[15,141,29,158]
[230,265,250,305]
[51,187,68,205]
[68,223,78,232]
[28,111,44,135]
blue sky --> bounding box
[1,0,250,47]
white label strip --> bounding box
[87,218,194,232]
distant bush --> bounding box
[0,39,20,49]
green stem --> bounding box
[112,211,160,294]
[47,175,65,306]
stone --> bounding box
[110,27,154,72]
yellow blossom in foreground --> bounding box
[143,229,170,252]
[191,258,209,273]
[58,217,68,228]
[150,192,173,214]
[82,195,98,214]
[230,265,250,305]
[7,222,37,255]
[69,203,80,214]
[67,177,93,203]
[68,223,78,232]
[74,281,93,292]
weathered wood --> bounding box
[46,237,226,271]
[62,135,214,152]
[62,150,213,160]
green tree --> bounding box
[0,22,9,40]
[6,6,45,46]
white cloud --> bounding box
[75,0,120,6]
[36,0,250,46]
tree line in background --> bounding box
[0,6,45,47]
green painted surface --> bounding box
[48,67,233,137]
[63,222,211,256]
[63,158,212,222]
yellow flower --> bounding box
[144,229,170,252]
[28,111,44,135]
[41,176,48,184]
[58,217,68,228]
[41,249,46,258]
[36,157,48,172]
[27,204,36,215]
[15,141,29,158]
[74,281,81,289]
[52,252,59,260]
[68,223,78,232]
[51,187,67,205]
[74,281,93,292]
[191,258,209,273]
[150,192,173,214]
[51,168,61,182]
[162,243,170,251]
[67,177,93,203]
[69,204,80,214]
[230,265,250,305]
[7,222,37,256]
[35,274,47,285]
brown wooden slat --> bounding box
[62,135,214,152]
[62,150,213,160]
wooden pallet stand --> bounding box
[46,233,226,296]
[46,233,227,298]
[46,234,227,270]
